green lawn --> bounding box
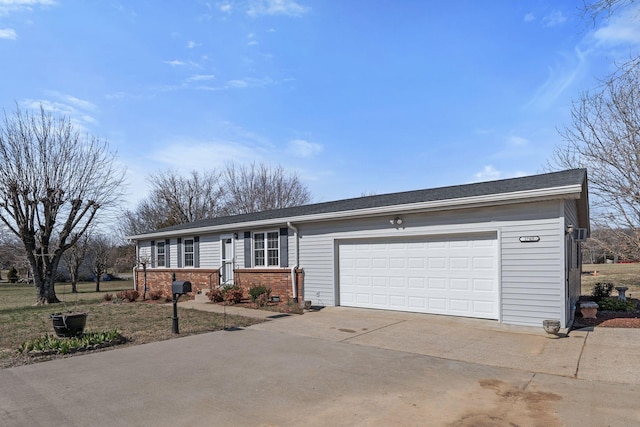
[0,280,264,368]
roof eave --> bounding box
[127,184,584,241]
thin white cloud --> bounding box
[524,13,535,23]
[227,79,248,88]
[507,135,529,146]
[0,0,55,16]
[288,139,323,158]
[0,28,16,39]
[542,10,566,27]
[474,165,502,181]
[473,166,528,182]
[187,74,215,82]
[186,40,200,49]
[247,0,309,17]
[22,94,99,133]
[247,32,258,46]
[164,59,186,66]
[217,2,232,13]
[525,47,588,111]
[149,140,263,171]
[593,4,640,46]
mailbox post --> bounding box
[171,280,192,334]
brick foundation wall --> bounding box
[234,268,304,302]
[134,268,304,303]
[135,268,220,298]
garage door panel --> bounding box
[449,257,469,269]
[450,278,470,290]
[473,278,494,291]
[408,277,425,288]
[473,257,494,269]
[371,276,386,287]
[428,258,447,269]
[389,295,406,307]
[428,277,447,289]
[408,296,425,308]
[339,235,498,320]
[450,299,470,312]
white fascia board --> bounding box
[128,184,583,241]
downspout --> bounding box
[287,221,299,303]
[132,241,139,290]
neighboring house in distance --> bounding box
[127,168,589,328]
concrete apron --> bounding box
[249,306,640,385]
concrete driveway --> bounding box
[1,306,639,426]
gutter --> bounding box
[287,221,299,303]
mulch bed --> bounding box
[572,310,640,329]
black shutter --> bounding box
[244,232,251,268]
[279,228,288,267]
[194,236,200,268]
[177,238,182,268]
[150,241,156,268]
[165,239,170,268]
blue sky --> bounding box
[1,1,639,208]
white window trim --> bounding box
[183,237,195,268]
[156,241,166,268]
[253,230,280,268]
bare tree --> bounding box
[549,61,640,259]
[61,233,90,293]
[0,105,125,304]
[87,234,115,293]
[120,170,224,236]
[222,162,311,215]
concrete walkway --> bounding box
[1,302,639,426]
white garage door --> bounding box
[338,234,499,319]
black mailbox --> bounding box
[172,280,192,295]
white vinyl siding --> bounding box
[199,235,220,268]
[138,241,153,265]
[299,200,569,327]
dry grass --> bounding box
[0,281,264,368]
[581,263,640,298]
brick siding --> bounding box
[134,268,304,303]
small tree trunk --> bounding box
[95,277,101,293]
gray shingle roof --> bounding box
[134,168,587,237]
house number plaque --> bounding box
[519,236,540,243]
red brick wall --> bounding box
[134,268,220,297]
[134,268,304,303]
[234,268,304,302]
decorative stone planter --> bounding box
[542,320,561,336]
[51,312,88,337]
[616,287,628,301]
[580,302,598,319]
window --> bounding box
[157,241,165,267]
[184,238,194,267]
[254,231,279,267]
